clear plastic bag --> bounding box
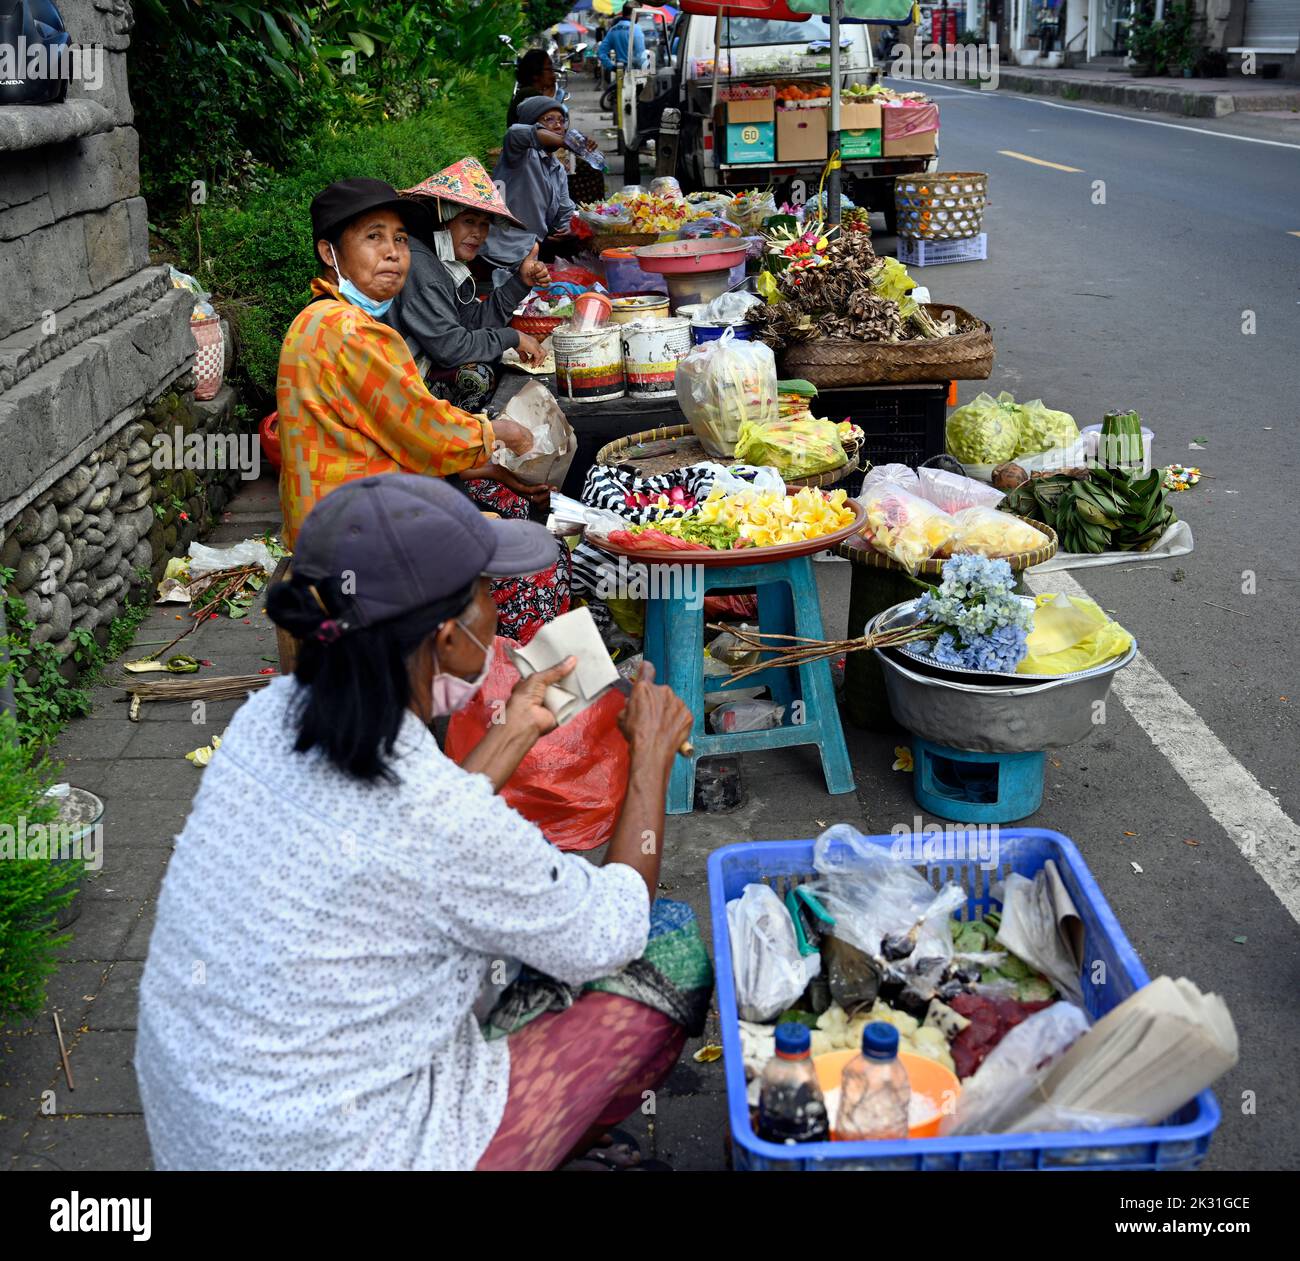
[699,463,788,497]
[946,1003,1092,1134]
[578,205,633,231]
[808,825,962,968]
[917,466,1006,514]
[861,485,959,571]
[726,882,818,1022]
[674,330,778,459]
[726,190,778,234]
[946,505,1046,559]
[697,290,762,325]
[709,698,784,733]
[650,176,683,199]
[733,416,847,480]
[187,539,276,576]
[857,462,920,502]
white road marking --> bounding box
[926,81,1300,151]
[1026,568,1300,925]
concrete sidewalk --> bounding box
[991,63,1300,117]
[0,472,284,1172]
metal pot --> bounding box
[868,604,1137,752]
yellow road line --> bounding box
[998,149,1084,172]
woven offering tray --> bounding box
[597,423,860,491]
[779,304,994,388]
[589,499,868,569]
[837,515,1058,574]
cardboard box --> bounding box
[727,97,775,125]
[777,107,828,162]
[881,101,940,139]
[883,131,938,157]
[840,127,882,160]
[726,120,775,163]
[839,101,882,131]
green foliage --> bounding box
[1159,3,1202,72]
[0,714,77,1019]
[132,1,529,211]
[173,78,513,403]
[2,568,152,748]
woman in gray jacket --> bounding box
[387,157,552,414]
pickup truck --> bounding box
[653,11,937,230]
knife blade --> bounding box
[609,677,694,757]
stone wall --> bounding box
[0,384,249,677]
[1,0,208,670]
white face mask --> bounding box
[429,620,493,716]
[328,243,394,318]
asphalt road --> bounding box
[872,86,1300,1171]
[648,87,1299,1174]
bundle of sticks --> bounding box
[119,674,274,720]
[706,620,933,686]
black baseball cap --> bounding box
[310,178,428,242]
[291,474,557,632]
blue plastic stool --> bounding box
[643,555,855,815]
[911,738,1045,823]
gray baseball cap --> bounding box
[292,474,556,631]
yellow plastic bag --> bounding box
[734,417,847,479]
[1018,593,1133,675]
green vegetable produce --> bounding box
[999,466,1176,555]
[945,392,1020,464]
[1015,398,1080,457]
[634,516,742,550]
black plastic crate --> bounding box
[817,382,948,495]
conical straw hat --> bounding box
[400,157,526,231]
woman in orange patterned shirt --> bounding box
[276,178,534,549]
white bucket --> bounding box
[553,326,624,403]
[621,317,692,399]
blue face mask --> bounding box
[329,244,393,318]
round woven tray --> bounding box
[597,423,860,491]
[777,304,994,388]
[836,515,1058,574]
[510,314,567,338]
[590,499,868,569]
[592,231,660,255]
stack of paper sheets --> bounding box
[1010,976,1238,1132]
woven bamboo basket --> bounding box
[837,515,1058,574]
[597,423,859,490]
[895,172,989,241]
[777,304,994,388]
[591,230,660,255]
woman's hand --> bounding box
[617,659,693,776]
[492,416,533,455]
[505,656,576,739]
[517,245,550,289]
[514,331,548,367]
[492,464,555,507]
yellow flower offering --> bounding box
[697,486,857,548]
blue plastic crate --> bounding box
[708,828,1221,1171]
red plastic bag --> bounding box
[704,593,758,620]
[549,265,602,289]
[445,638,628,852]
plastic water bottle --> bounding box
[757,1023,829,1145]
[835,1021,911,1141]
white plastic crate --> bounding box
[896,233,988,267]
